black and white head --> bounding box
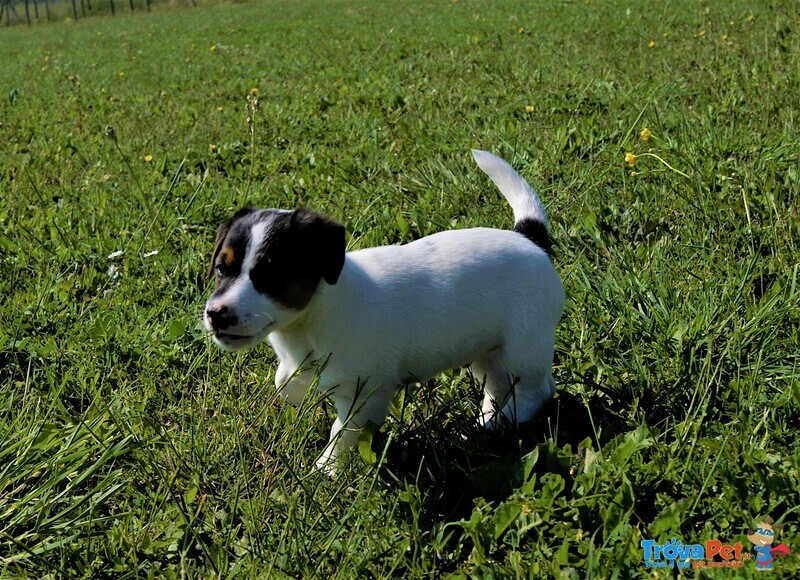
[203,207,346,351]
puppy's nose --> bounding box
[206,305,236,330]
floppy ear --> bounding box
[209,223,230,278]
[208,207,255,277]
[291,209,346,285]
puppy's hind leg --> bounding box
[471,354,514,431]
[496,366,555,426]
[473,349,556,430]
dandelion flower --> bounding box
[524,105,535,113]
[209,144,217,152]
[624,152,637,167]
[746,14,754,22]
[210,44,217,52]
[648,40,655,48]
[640,127,652,141]
[144,154,153,163]
[119,71,126,77]
[697,30,706,37]
[249,87,259,95]
[721,34,728,41]
[217,106,224,112]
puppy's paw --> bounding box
[477,409,509,432]
[314,452,344,476]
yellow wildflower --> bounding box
[624,152,637,167]
[144,155,153,163]
[209,144,217,152]
[640,127,652,141]
[210,44,217,52]
[648,40,655,48]
[524,105,535,113]
[249,87,259,95]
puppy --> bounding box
[204,150,564,472]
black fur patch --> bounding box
[209,207,256,278]
[248,209,346,310]
[514,218,551,257]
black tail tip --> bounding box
[514,218,552,257]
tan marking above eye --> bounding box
[218,247,234,267]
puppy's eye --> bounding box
[215,264,228,277]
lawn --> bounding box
[1,0,799,576]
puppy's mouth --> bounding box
[211,323,274,351]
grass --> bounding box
[1,0,799,576]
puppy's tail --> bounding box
[472,149,551,255]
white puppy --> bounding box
[204,150,564,471]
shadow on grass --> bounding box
[373,388,628,525]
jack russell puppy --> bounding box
[203,150,564,472]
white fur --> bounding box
[471,149,549,226]
[205,151,564,473]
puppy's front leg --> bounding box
[315,387,392,474]
[275,362,315,406]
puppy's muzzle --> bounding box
[206,305,237,331]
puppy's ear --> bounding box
[209,207,255,277]
[292,209,346,285]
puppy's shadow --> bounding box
[372,389,612,524]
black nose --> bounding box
[206,305,237,330]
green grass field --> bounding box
[2,0,799,576]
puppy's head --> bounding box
[203,207,346,351]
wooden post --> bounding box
[33,0,38,20]
[71,0,77,19]
[44,0,50,20]
[108,0,114,15]
[7,0,22,24]
[25,0,30,25]
[128,0,133,11]
[79,0,85,17]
